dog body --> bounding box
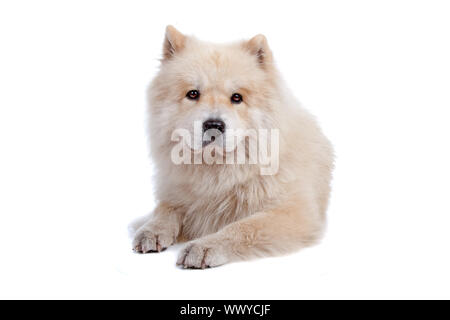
[132,26,334,268]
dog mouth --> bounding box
[202,135,216,147]
[202,127,224,148]
[202,134,226,148]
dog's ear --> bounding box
[162,25,186,61]
[243,34,273,67]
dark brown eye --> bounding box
[231,93,243,104]
[186,90,200,100]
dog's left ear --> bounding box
[243,34,273,67]
[162,25,186,61]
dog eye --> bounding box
[231,93,243,104]
[186,90,200,100]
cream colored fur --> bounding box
[132,26,334,268]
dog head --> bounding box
[148,26,280,158]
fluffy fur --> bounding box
[132,26,334,268]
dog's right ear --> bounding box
[162,25,186,61]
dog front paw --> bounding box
[176,240,230,269]
[133,224,176,254]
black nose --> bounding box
[202,119,225,134]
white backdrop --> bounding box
[1,0,449,299]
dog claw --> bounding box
[133,245,141,253]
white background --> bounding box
[0,0,449,299]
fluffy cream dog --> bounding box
[132,26,334,268]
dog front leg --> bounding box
[176,203,324,268]
[133,203,183,253]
